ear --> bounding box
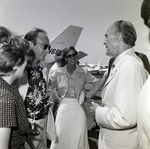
[13,66,18,72]
[28,41,34,48]
[10,66,17,75]
[16,58,22,66]
[116,33,122,43]
[13,58,22,71]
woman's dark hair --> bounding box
[54,50,66,67]
[141,0,150,28]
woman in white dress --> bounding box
[50,46,101,149]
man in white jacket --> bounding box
[90,20,147,149]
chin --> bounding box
[70,62,76,65]
[106,52,109,56]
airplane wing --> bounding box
[80,60,108,75]
[44,25,84,64]
[84,66,107,75]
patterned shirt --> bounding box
[24,63,49,120]
[0,77,30,149]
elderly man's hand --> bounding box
[90,102,100,120]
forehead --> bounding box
[105,26,118,39]
[106,25,116,35]
[36,32,49,44]
[66,49,76,55]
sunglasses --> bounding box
[66,53,77,58]
[34,42,51,53]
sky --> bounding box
[0,0,149,65]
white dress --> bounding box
[50,97,89,149]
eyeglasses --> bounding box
[66,53,77,58]
[34,42,51,53]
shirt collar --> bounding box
[113,48,133,65]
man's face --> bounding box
[103,25,118,57]
[33,32,50,62]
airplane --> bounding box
[43,25,107,74]
[80,60,108,75]
[43,25,88,69]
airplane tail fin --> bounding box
[44,25,83,64]
[97,60,102,69]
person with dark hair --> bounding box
[0,26,13,43]
[0,32,33,149]
[55,49,66,66]
[90,20,147,149]
[49,46,101,149]
[137,0,150,148]
[48,50,66,120]
[14,28,55,149]
[141,0,150,28]
[49,50,66,76]
[135,51,150,74]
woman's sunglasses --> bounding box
[66,53,77,58]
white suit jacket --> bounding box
[95,48,147,149]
